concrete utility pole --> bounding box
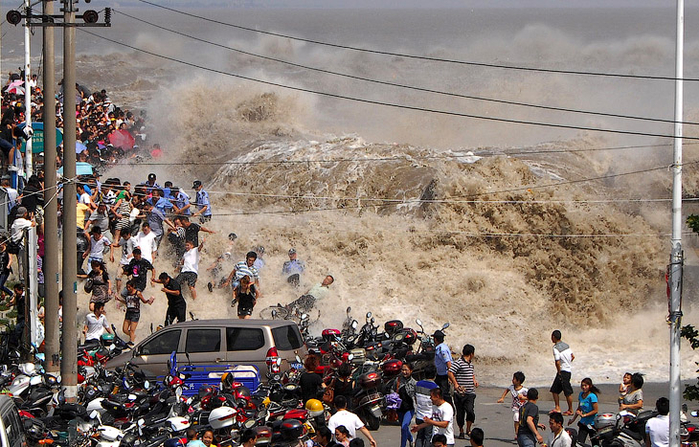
[23,0,39,350]
[669,1,685,446]
[60,0,78,402]
[42,0,59,374]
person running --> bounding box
[122,247,156,295]
[411,388,454,447]
[223,251,259,290]
[110,182,132,245]
[180,215,214,246]
[517,388,545,447]
[497,371,528,439]
[82,301,113,343]
[232,275,258,319]
[83,226,113,275]
[550,330,574,415]
[87,260,113,312]
[414,364,440,447]
[449,344,478,439]
[153,272,186,326]
[191,180,212,223]
[133,222,158,263]
[176,239,203,300]
[567,378,600,445]
[116,279,154,345]
[113,231,135,293]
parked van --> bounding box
[0,395,26,447]
[105,319,306,379]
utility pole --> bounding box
[61,0,78,402]
[42,0,59,374]
[23,0,38,350]
[669,1,685,446]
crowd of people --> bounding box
[294,329,669,447]
[0,72,337,350]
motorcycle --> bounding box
[406,319,449,380]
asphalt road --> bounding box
[362,383,681,447]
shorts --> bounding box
[115,218,130,231]
[550,370,573,396]
[237,306,253,317]
[513,408,521,422]
[176,271,198,287]
[125,309,141,322]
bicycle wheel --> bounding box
[259,306,290,320]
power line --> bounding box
[80,29,699,141]
[124,142,699,169]
[185,188,686,205]
[133,0,699,83]
[113,9,699,127]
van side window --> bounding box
[226,328,264,351]
[141,329,181,355]
[186,329,221,353]
[272,325,303,350]
[2,407,23,446]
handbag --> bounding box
[322,386,335,404]
[84,278,94,293]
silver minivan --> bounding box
[106,319,307,380]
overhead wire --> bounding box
[133,0,699,83]
[123,141,699,169]
[79,29,699,141]
[112,9,699,127]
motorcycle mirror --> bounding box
[272,309,278,319]
[366,312,372,320]
[137,418,146,428]
[243,419,256,429]
[371,317,375,324]
[442,323,450,330]
[301,313,309,320]
[347,354,354,361]
[692,410,699,417]
[89,410,99,420]
[352,320,358,329]
[416,319,423,327]
[144,380,150,389]
[296,355,302,363]
[346,306,351,314]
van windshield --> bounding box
[272,324,303,351]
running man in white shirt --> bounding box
[176,239,203,300]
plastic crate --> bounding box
[178,364,260,397]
